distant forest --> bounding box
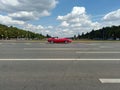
[0,24,45,40]
[0,24,120,40]
[75,25,120,40]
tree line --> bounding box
[74,25,120,40]
[0,24,45,40]
[1,24,120,40]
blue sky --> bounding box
[0,0,120,37]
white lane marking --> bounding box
[39,43,45,44]
[24,48,79,50]
[99,46,112,48]
[87,44,99,45]
[24,48,74,50]
[11,43,16,45]
[24,48,99,51]
[99,79,120,83]
[24,43,31,45]
[0,58,120,61]
[76,51,120,54]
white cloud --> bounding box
[8,11,38,21]
[0,0,58,21]
[71,7,85,15]
[57,7,86,21]
[60,21,69,27]
[0,0,19,6]
[0,1,101,37]
[103,9,120,21]
[0,15,25,25]
[23,24,55,36]
[57,6,100,37]
[1,1,120,38]
[23,24,44,32]
[0,0,59,36]
[102,9,120,27]
[21,6,101,37]
[21,7,120,37]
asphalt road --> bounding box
[0,41,120,90]
[0,41,120,59]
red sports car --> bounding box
[48,37,72,43]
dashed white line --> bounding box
[24,48,99,51]
[24,48,78,50]
[0,58,120,61]
[11,43,16,45]
[24,43,31,45]
[99,79,120,83]
[76,51,120,54]
[99,46,112,48]
[39,43,46,44]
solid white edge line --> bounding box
[76,52,120,54]
[24,48,75,50]
[0,58,120,61]
[24,48,99,50]
[99,79,120,83]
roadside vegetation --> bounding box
[75,25,120,40]
[0,24,120,41]
[0,24,45,40]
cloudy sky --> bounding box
[0,0,120,37]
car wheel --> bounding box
[64,41,68,44]
[50,41,54,44]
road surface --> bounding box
[0,41,120,90]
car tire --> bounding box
[64,41,68,44]
[50,41,54,44]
